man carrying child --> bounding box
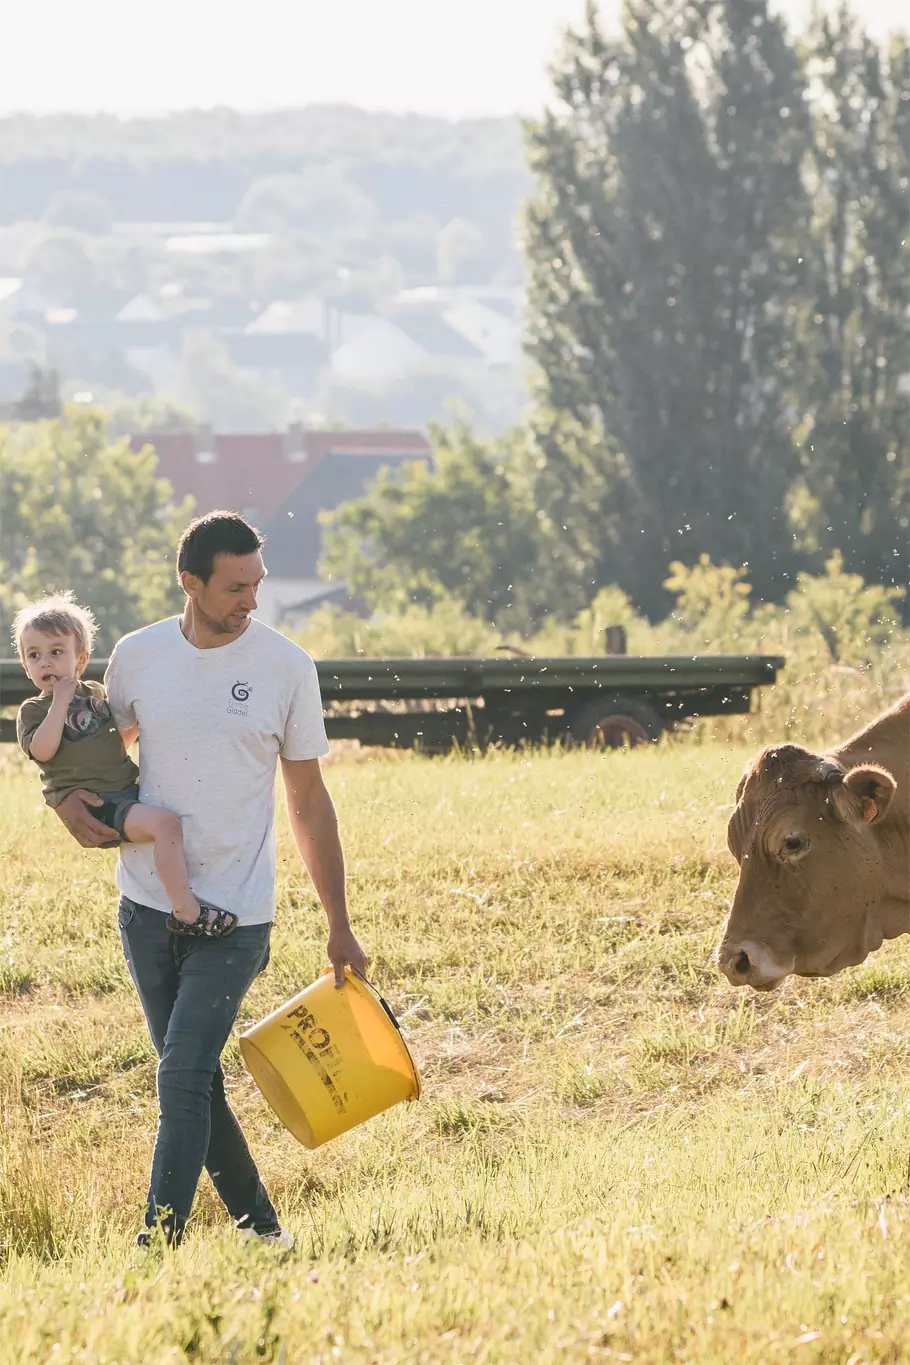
[16,510,367,1249]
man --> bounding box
[54,510,367,1249]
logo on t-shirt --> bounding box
[64,693,113,742]
[228,681,251,717]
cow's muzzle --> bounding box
[717,938,794,991]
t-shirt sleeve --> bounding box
[16,699,46,758]
[280,651,330,761]
[103,646,136,731]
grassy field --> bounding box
[3,734,910,1363]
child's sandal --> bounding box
[166,904,238,939]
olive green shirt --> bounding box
[17,680,139,808]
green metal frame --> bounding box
[1,653,784,750]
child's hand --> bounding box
[52,676,79,705]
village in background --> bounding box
[0,109,530,625]
[0,109,528,437]
[0,2,907,662]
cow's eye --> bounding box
[782,833,811,858]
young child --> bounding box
[13,592,237,939]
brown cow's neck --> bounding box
[832,694,910,899]
[831,692,910,778]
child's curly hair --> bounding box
[12,591,98,662]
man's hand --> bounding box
[54,789,120,848]
[327,923,370,988]
[52,676,79,706]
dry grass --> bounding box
[2,732,910,1361]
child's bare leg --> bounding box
[121,804,199,923]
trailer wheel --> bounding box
[570,696,663,749]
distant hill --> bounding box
[0,107,532,434]
[0,106,529,236]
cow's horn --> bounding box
[813,758,844,783]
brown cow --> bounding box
[717,692,909,990]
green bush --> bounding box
[294,557,909,747]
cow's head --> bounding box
[717,743,897,990]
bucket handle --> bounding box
[349,967,404,1034]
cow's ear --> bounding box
[830,764,896,825]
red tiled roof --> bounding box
[304,430,432,461]
[130,427,431,522]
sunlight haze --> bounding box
[4,0,906,118]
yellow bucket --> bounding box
[239,968,421,1149]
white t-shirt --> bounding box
[105,616,329,924]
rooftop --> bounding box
[389,312,483,359]
[131,424,432,522]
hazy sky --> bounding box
[3,0,905,118]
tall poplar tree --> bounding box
[790,6,910,590]
[525,0,812,613]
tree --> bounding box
[174,335,288,432]
[296,594,503,659]
[42,190,112,236]
[528,407,637,620]
[317,362,528,436]
[7,364,61,421]
[437,217,488,285]
[235,170,376,234]
[22,232,100,303]
[784,551,905,666]
[319,423,546,631]
[104,393,200,441]
[524,0,812,615]
[0,407,193,651]
[663,554,753,649]
[789,7,910,590]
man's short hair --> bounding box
[12,592,98,661]
[176,511,265,585]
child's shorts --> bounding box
[95,785,141,841]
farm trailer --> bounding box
[0,653,785,751]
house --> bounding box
[130,424,432,625]
[1,281,66,325]
[246,299,326,338]
[44,303,182,379]
[165,232,271,256]
[176,298,255,330]
[220,330,326,384]
[245,299,377,351]
[387,285,524,310]
[329,317,425,384]
[329,313,482,385]
[0,278,24,320]
[441,299,522,367]
[329,311,376,349]
[262,429,431,588]
[376,288,523,365]
[116,294,168,324]
[370,286,524,369]
[112,221,234,239]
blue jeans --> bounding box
[118,895,278,1245]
